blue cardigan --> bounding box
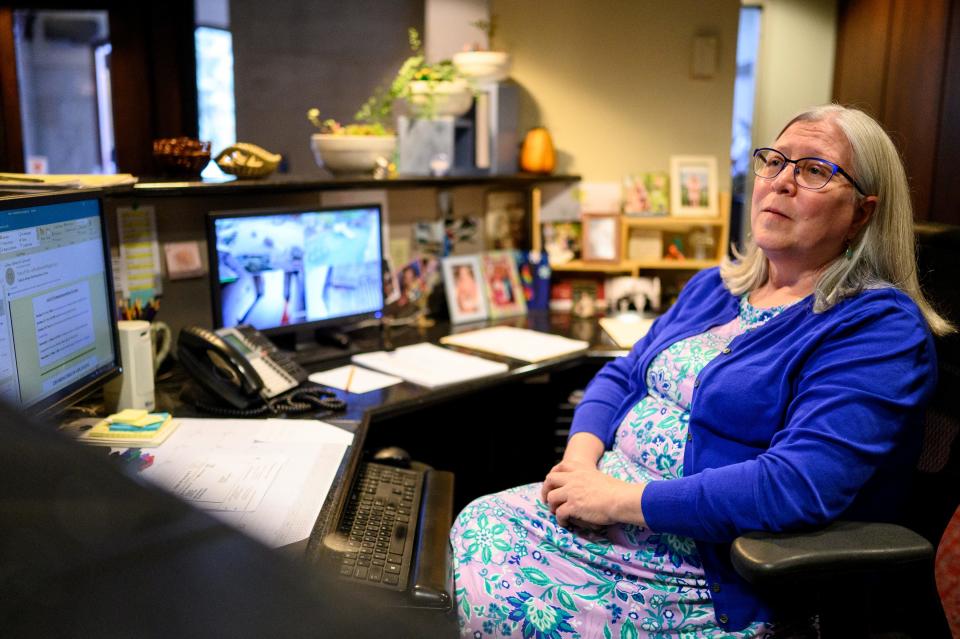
[570,268,937,631]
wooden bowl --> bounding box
[153,137,211,177]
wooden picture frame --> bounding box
[670,155,719,217]
[581,213,621,263]
[480,250,527,318]
[442,254,489,324]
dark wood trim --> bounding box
[0,8,25,172]
[883,0,950,222]
[833,0,894,117]
[931,0,960,225]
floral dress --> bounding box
[450,296,797,639]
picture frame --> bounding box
[581,213,621,263]
[484,190,528,250]
[441,254,489,324]
[381,258,401,305]
[480,250,527,318]
[669,155,719,217]
[542,220,582,266]
[623,172,669,217]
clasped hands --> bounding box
[540,458,647,531]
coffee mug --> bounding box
[150,321,172,372]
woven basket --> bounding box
[214,143,281,178]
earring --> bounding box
[843,239,853,260]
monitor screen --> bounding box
[0,192,119,414]
[208,204,384,339]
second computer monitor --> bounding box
[208,204,384,350]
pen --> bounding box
[344,365,356,393]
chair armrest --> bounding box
[730,521,933,587]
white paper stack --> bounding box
[599,315,655,349]
[351,342,509,388]
[440,326,589,363]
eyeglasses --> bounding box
[753,147,867,196]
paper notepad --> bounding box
[308,364,403,394]
[440,326,588,363]
[599,315,655,348]
[351,342,509,388]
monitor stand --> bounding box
[272,328,356,367]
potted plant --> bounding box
[386,28,473,119]
[453,16,511,84]
[307,27,473,174]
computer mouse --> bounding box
[372,446,412,468]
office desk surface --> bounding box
[317,311,626,424]
[141,311,634,621]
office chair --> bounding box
[731,225,960,638]
[730,371,959,637]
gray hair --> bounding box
[720,104,954,336]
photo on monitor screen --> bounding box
[210,205,384,333]
[0,193,119,413]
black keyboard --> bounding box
[331,462,423,590]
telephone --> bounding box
[177,325,345,415]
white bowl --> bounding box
[407,79,473,118]
[453,51,511,84]
[310,134,396,174]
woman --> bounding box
[450,104,953,638]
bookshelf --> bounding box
[549,193,731,278]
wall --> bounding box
[740,0,837,243]
[230,0,424,174]
[492,0,740,185]
[752,0,837,150]
[425,0,486,62]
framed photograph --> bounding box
[442,254,488,324]
[480,250,527,318]
[623,172,669,216]
[542,220,582,266]
[581,213,621,263]
[484,190,527,250]
[670,156,718,217]
[381,258,400,305]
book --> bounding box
[352,342,509,388]
[440,326,588,363]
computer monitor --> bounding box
[207,204,384,353]
[0,190,120,415]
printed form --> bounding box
[140,418,353,548]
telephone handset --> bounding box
[177,325,309,410]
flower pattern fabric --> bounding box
[451,296,799,638]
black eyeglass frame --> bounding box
[752,147,868,196]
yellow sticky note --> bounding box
[109,409,149,423]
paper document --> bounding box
[0,173,137,187]
[599,315,655,348]
[352,342,509,388]
[140,417,352,548]
[440,326,589,363]
[309,364,403,394]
